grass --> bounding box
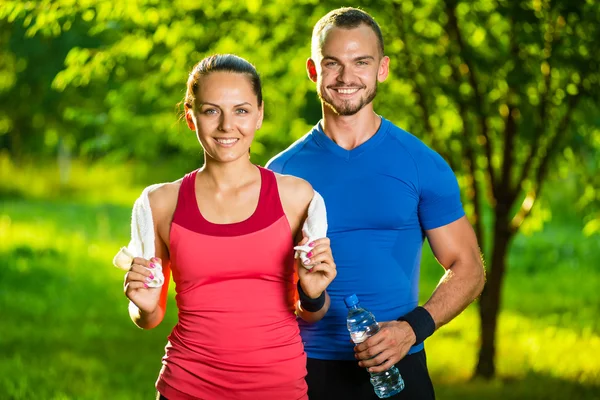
[0,156,599,399]
[0,199,176,400]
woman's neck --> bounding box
[199,157,258,190]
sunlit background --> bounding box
[1,0,599,399]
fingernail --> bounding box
[146,277,153,283]
[306,251,313,258]
[149,263,155,269]
[144,283,149,288]
[149,273,154,280]
[309,242,315,247]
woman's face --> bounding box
[186,71,263,163]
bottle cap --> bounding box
[344,294,359,307]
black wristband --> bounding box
[297,281,326,312]
[397,306,436,345]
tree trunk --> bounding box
[58,136,72,185]
[475,208,513,378]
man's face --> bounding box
[309,24,389,116]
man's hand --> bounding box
[354,320,416,373]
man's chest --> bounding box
[289,162,420,233]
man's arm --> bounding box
[354,216,485,372]
[422,215,485,328]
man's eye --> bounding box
[325,62,337,67]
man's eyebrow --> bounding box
[321,55,376,62]
[355,56,375,61]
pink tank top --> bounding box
[156,166,307,400]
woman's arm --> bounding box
[125,183,178,329]
[295,236,336,323]
[277,175,337,323]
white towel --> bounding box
[113,187,327,277]
[294,190,328,269]
[112,184,165,287]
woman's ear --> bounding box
[256,101,264,130]
[184,103,196,131]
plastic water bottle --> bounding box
[345,294,405,398]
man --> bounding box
[267,7,485,400]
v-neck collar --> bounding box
[313,116,390,160]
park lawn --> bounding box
[0,160,599,399]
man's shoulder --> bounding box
[383,118,447,166]
[265,130,316,173]
[384,119,430,153]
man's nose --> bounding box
[337,65,353,83]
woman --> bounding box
[121,54,336,400]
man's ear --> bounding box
[184,103,196,131]
[306,58,318,83]
[377,56,390,83]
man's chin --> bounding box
[336,108,361,116]
[323,100,362,116]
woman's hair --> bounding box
[184,54,263,109]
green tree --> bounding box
[374,0,600,378]
[0,0,324,165]
[2,0,599,380]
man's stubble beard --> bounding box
[318,82,378,116]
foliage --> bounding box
[2,0,599,380]
[1,0,598,224]
[0,161,598,399]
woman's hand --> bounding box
[123,257,163,314]
[297,237,337,299]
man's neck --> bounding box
[321,105,382,150]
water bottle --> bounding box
[345,294,405,398]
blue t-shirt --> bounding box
[266,117,465,360]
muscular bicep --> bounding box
[425,216,481,270]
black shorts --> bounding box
[306,349,435,400]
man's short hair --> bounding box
[311,7,384,58]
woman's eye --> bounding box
[203,109,217,115]
[236,109,249,114]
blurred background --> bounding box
[0,0,598,399]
